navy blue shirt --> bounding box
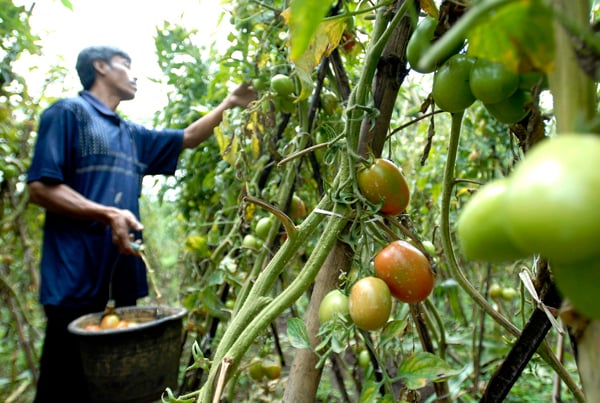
[28,91,184,308]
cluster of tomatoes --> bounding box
[318,158,436,332]
[456,134,600,319]
[83,313,139,331]
[408,14,542,123]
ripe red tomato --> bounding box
[356,159,410,216]
[374,240,434,303]
[348,277,392,331]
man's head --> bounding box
[76,46,131,90]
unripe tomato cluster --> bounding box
[408,14,543,124]
[457,134,600,318]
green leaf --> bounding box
[285,0,335,61]
[287,317,312,349]
[379,319,408,346]
[397,352,458,390]
[466,0,554,73]
[359,379,381,402]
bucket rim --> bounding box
[68,305,187,336]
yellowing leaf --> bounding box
[284,0,335,61]
[420,0,439,19]
[214,120,239,166]
[466,0,554,74]
[292,18,347,99]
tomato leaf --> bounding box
[283,0,335,61]
[359,379,381,402]
[466,0,554,74]
[287,317,311,349]
[379,318,408,346]
[397,352,457,390]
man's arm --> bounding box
[182,83,257,149]
[28,181,143,254]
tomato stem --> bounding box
[547,0,596,133]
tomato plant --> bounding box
[505,134,600,263]
[318,289,349,324]
[432,54,477,113]
[469,58,520,104]
[456,179,529,263]
[356,158,410,216]
[406,15,464,74]
[374,240,434,303]
[348,277,392,331]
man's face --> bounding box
[106,55,137,100]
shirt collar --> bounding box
[79,90,120,119]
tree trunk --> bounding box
[283,240,352,402]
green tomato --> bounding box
[469,58,520,104]
[406,16,464,74]
[432,54,476,113]
[552,258,600,319]
[505,134,600,263]
[242,234,262,249]
[318,289,350,324]
[501,287,518,301]
[255,216,274,240]
[456,179,529,263]
[248,359,265,381]
[270,74,294,97]
[320,90,338,115]
[484,89,532,124]
[489,283,503,299]
[421,240,436,256]
[357,349,371,368]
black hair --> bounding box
[75,46,131,90]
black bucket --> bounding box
[68,305,187,403]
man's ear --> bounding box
[92,59,110,76]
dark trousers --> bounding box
[33,305,99,403]
[34,296,137,402]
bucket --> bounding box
[68,305,187,403]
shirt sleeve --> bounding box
[127,122,184,176]
[27,101,79,184]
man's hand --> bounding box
[226,82,258,109]
[107,208,144,255]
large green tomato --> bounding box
[456,179,530,263]
[484,89,532,124]
[349,277,392,331]
[406,16,464,74]
[552,258,600,319]
[432,54,477,113]
[505,134,600,263]
[356,158,411,216]
[270,74,294,97]
[469,58,520,104]
[318,289,350,324]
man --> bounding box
[27,45,256,402]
